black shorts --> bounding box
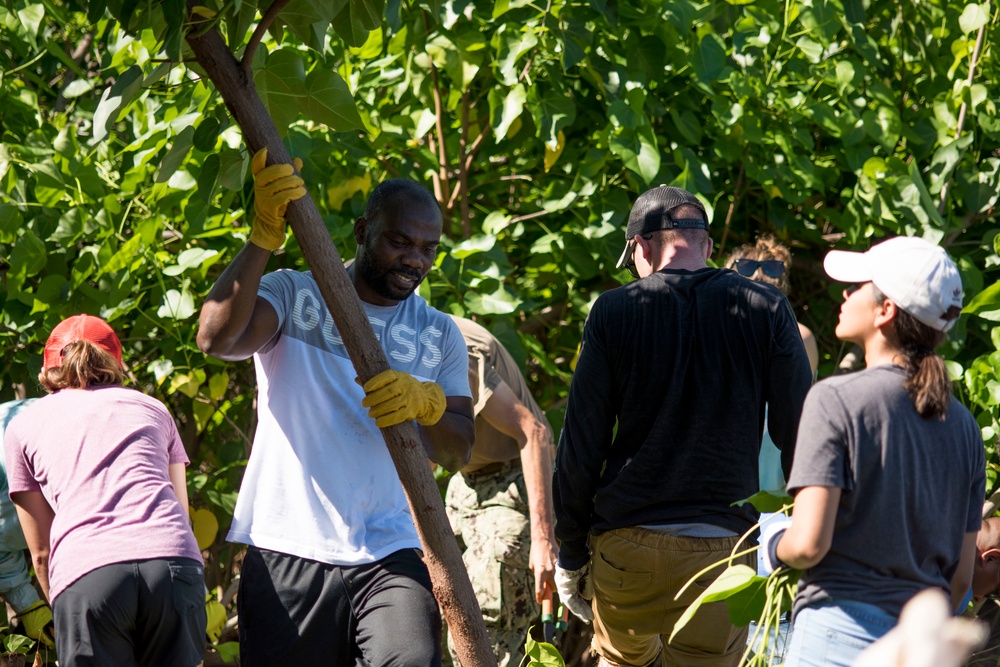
[238,546,441,667]
[52,557,206,667]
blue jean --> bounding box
[783,600,896,667]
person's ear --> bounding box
[354,216,367,245]
[705,237,714,261]
[982,548,1000,563]
[873,297,897,329]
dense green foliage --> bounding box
[1,0,999,651]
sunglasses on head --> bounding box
[734,258,785,279]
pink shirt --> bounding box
[4,386,202,600]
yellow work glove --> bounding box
[18,600,55,648]
[249,147,306,251]
[205,590,227,643]
[361,370,447,428]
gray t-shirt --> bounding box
[787,365,985,618]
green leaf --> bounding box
[254,49,307,132]
[794,35,824,63]
[451,234,497,259]
[9,230,47,283]
[100,234,144,276]
[16,3,45,39]
[562,233,600,279]
[721,574,768,626]
[959,3,989,34]
[193,117,222,152]
[966,281,1000,320]
[610,126,660,184]
[670,565,759,642]
[494,25,538,86]
[197,153,221,202]
[63,78,96,98]
[163,248,221,276]
[524,634,565,667]
[0,205,23,244]
[218,147,248,191]
[904,160,946,229]
[493,0,535,18]
[216,643,240,663]
[208,371,230,401]
[157,126,195,184]
[92,65,144,143]
[693,33,726,84]
[303,68,365,131]
[3,633,34,654]
[149,359,174,385]
[158,288,197,320]
[490,84,527,140]
[527,88,576,149]
[732,490,793,513]
[464,287,521,315]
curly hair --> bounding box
[725,235,792,295]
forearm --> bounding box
[419,409,474,472]
[169,463,189,522]
[775,485,840,570]
[32,552,50,602]
[520,422,556,544]
[521,421,558,599]
[197,243,271,360]
[774,525,826,570]
[951,531,977,612]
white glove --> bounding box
[555,563,594,623]
[760,515,793,575]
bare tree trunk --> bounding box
[184,10,495,667]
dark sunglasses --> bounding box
[734,258,785,279]
[625,234,653,279]
[843,282,868,297]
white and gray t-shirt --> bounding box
[227,269,471,566]
[787,365,984,618]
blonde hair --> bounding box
[726,235,792,294]
[39,340,124,392]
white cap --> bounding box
[823,236,964,332]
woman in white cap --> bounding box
[759,237,984,666]
[3,314,205,666]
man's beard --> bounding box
[357,248,425,302]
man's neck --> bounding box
[652,246,709,273]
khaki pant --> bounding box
[590,527,754,667]
[445,464,534,667]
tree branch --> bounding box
[241,0,291,76]
[719,147,749,255]
[938,20,988,215]
[422,12,452,212]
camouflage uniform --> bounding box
[446,462,535,667]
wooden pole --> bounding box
[185,12,496,667]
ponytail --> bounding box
[872,286,951,419]
[39,340,124,392]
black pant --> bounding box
[52,558,206,667]
[239,546,442,667]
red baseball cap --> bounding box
[43,314,123,371]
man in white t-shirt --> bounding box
[197,149,475,667]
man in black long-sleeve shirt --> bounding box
[553,186,812,667]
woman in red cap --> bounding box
[3,314,205,667]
